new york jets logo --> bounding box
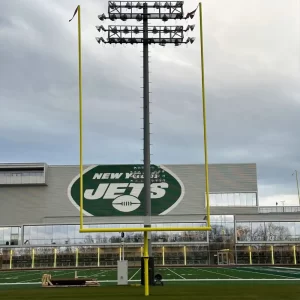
[67,164,185,216]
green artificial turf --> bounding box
[1,266,300,299]
[1,266,300,284]
[0,283,300,300]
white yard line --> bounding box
[129,268,141,281]
[201,268,240,279]
[166,268,186,279]
[79,268,112,279]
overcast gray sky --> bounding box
[0,0,300,206]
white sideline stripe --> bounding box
[1,278,300,285]
[248,266,300,275]
[129,268,141,281]
[166,268,186,279]
[237,267,296,279]
[270,267,300,272]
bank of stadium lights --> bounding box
[96,25,195,46]
[95,1,197,46]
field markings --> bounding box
[74,268,117,281]
[19,270,75,283]
[263,267,300,275]
[0,270,43,282]
[201,268,240,279]
[129,268,141,281]
[236,267,295,279]
[166,268,186,279]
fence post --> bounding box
[97,248,100,267]
[31,248,35,269]
[9,250,13,270]
[53,248,57,268]
[270,245,274,265]
[293,245,297,265]
[248,246,252,265]
[76,248,79,267]
[162,246,165,266]
[183,246,187,266]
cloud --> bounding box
[0,0,300,205]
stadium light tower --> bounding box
[96,1,197,293]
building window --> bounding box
[236,221,300,242]
[22,223,209,245]
[0,171,44,184]
[206,193,257,207]
[0,227,20,245]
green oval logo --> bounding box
[67,164,185,216]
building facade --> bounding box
[0,162,299,268]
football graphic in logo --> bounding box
[112,195,141,212]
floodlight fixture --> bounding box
[136,14,143,21]
[153,1,160,8]
[111,26,118,34]
[136,2,143,9]
[159,39,166,46]
[98,13,106,21]
[186,24,195,31]
[123,26,130,34]
[95,37,107,44]
[162,14,168,22]
[96,25,107,32]
[109,1,118,9]
[164,2,171,9]
[130,38,138,44]
[109,14,117,21]
[125,1,132,9]
[186,37,195,44]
